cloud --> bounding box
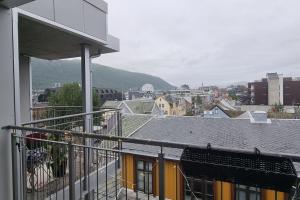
[96,0,300,87]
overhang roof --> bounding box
[19,15,119,60]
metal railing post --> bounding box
[11,133,20,200]
[158,148,165,200]
[68,142,75,200]
[117,111,122,168]
[295,179,299,200]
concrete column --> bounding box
[81,44,92,132]
[0,7,17,200]
[81,44,93,193]
[19,56,32,123]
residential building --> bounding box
[204,104,244,118]
[121,115,300,200]
[249,73,300,105]
[94,88,124,102]
[124,84,155,100]
[155,95,192,116]
[167,89,191,97]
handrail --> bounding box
[22,108,120,126]
[3,125,300,162]
[30,105,103,110]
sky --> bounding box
[96,0,300,88]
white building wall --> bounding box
[267,73,283,105]
[19,56,32,123]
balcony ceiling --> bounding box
[19,16,118,60]
[0,0,35,8]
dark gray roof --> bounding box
[121,114,153,137]
[125,100,155,114]
[102,101,122,109]
[164,95,178,105]
[123,117,300,163]
[108,114,153,137]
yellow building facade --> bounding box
[122,154,289,200]
[155,96,191,116]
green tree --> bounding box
[273,103,284,113]
[49,83,101,109]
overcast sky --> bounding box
[95,0,300,87]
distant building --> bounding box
[248,73,300,105]
[204,105,230,118]
[125,84,155,100]
[203,104,244,118]
[94,88,123,102]
[167,89,191,97]
[155,95,192,116]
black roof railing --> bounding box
[181,147,297,193]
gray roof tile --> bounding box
[123,117,300,162]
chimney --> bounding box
[250,111,271,124]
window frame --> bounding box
[135,158,154,194]
[235,184,261,200]
[184,177,214,200]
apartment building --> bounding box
[155,95,192,116]
[249,73,300,106]
[122,115,300,200]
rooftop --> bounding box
[123,116,300,162]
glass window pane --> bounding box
[137,171,144,191]
[238,191,246,200]
[137,161,144,170]
[250,193,258,200]
[145,173,152,193]
[185,190,192,200]
[146,162,152,171]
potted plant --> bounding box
[26,132,48,171]
[48,135,68,178]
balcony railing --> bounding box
[3,110,300,200]
[31,106,103,121]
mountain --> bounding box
[31,59,175,90]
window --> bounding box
[215,108,218,114]
[235,185,261,200]
[162,104,164,108]
[136,160,153,194]
[185,177,214,200]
